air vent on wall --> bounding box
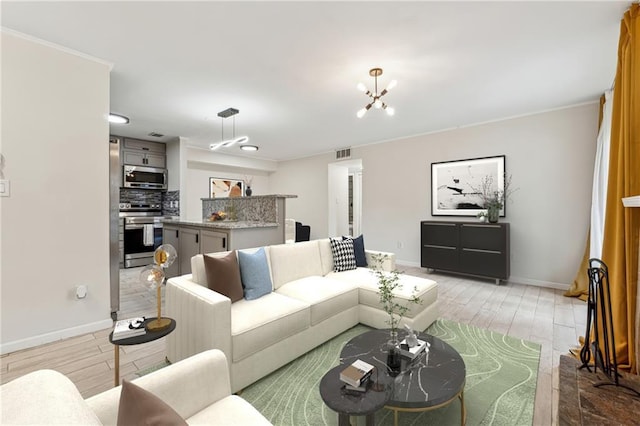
[148,132,164,138]
[336,148,351,160]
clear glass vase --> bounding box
[388,329,399,347]
[386,329,401,374]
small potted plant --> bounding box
[471,174,517,223]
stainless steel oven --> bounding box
[120,203,165,268]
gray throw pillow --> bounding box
[237,247,273,300]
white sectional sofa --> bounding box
[0,349,271,425]
[166,238,439,393]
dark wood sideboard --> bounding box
[420,221,510,284]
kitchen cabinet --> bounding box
[162,225,180,278]
[122,138,166,167]
[122,150,166,168]
[421,221,510,284]
[201,230,228,253]
[123,138,166,153]
[178,227,200,278]
[162,225,230,278]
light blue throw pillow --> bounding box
[237,247,272,300]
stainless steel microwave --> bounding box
[123,165,167,190]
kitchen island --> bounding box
[162,194,296,277]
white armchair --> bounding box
[1,349,272,425]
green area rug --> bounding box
[241,319,541,426]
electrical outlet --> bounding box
[0,180,10,197]
[75,285,88,299]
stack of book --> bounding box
[339,359,374,393]
[112,317,146,341]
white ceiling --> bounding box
[1,1,629,161]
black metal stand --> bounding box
[579,258,640,397]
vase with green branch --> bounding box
[470,174,517,223]
[371,253,422,371]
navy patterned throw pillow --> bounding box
[330,237,357,272]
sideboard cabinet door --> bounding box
[420,222,459,272]
[459,223,509,280]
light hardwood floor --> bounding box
[1,266,585,425]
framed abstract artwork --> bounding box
[209,178,244,198]
[431,155,506,216]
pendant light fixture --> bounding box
[356,68,396,118]
[209,107,250,150]
[109,113,130,124]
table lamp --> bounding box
[140,244,177,331]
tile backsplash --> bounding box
[163,190,180,216]
[120,189,162,205]
[119,189,180,216]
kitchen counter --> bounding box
[161,194,295,278]
[163,219,278,230]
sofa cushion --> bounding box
[268,240,324,289]
[328,269,438,319]
[318,238,335,276]
[117,379,187,426]
[237,247,272,300]
[0,369,102,425]
[276,276,360,326]
[329,237,357,272]
[231,292,310,362]
[204,251,244,302]
[186,395,272,425]
[344,234,367,267]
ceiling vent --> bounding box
[148,132,164,138]
[336,148,351,160]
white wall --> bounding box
[0,32,112,353]
[270,152,335,240]
[271,104,598,288]
[180,145,276,221]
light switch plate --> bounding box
[0,180,9,197]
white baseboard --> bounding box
[0,318,113,355]
[507,276,570,291]
[395,259,421,268]
[395,260,570,291]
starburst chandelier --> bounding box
[356,68,396,118]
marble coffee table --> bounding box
[319,364,391,426]
[340,328,466,426]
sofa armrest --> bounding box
[365,250,396,271]
[86,349,232,425]
[1,370,101,425]
[165,275,232,367]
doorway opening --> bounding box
[328,159,362,237]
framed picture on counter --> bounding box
[209,177,244,198]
